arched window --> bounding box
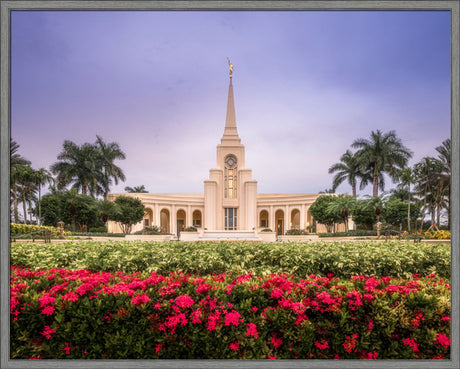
[260,210,269,228]
[224,155,237,199]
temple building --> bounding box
[107,65,344,240]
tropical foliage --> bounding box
[10,240,450,279]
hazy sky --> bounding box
[11,10,451,196]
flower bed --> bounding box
[11,266,450,360]
[10,240,451,279]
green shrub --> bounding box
[10,240,451,279]
[260,228,273,232]
[184,226,198,232]
[10,266,451,360]
[10,223,71,238]
[89,227,106,233]
[319,230,377,237]
[285,229,307,235]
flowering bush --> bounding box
[424,230,451,240]
[11,266,450,360]
[11,240,451,279]
[10,223,71,238]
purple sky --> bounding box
[11,11,451,196]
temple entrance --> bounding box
[275,210,284,235]
[259,210,269,228]
[144,208,153,227]
[193,210,202,228]
[160,209,170,234]
[291,209,300,230]
[177,209,186,236]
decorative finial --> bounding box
[227,57,233,79]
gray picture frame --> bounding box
[1,1,458,368]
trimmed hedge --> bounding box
[10,240,451,279]
[10,223,71,238]
[11,266,451,360]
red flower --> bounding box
[435,333,450,348]
[175,294,195,308]
[155,343,164,355]
[403,338,419,352]
[229,341,239,351]
[314,340,329,350]
[40,325,57,339]
[131,294,150,306]
[224,310,242,327]
[246,323,259,338]
[271,333,283,349]
[62,291,79,302]
[41,305,55,316]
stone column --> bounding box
[172,204,176,236]
[300,204,306,230]
[269,205,274,232]
[187,205,192,228]
[154,203,159,227]
[285,205,290,233]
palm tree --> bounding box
[95,136,126,200]
[396,167,414,231]
[352,130,413,197]
[15,165,37,223]
[95,199,119,232]
[125,185,148,193]
[51,140,103,196]
[10,139,31,223]
[435,138,451,228]
[328,150,370,197]
[33,168,55,225]
[326,194,356,232]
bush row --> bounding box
[10,223,71,238]
[10,240,451,279]
[10,266,451,360]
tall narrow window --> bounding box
[224,155,237,198]
[225,208,237,230]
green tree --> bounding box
[435,139,451,228]
[326,194,356,232]
[396,167,414,231]
[95,135,126,200]
[328,150,370,197]
[33,168,54,225]
[124,185,148,193]
[352,130,413,197]
[51,140,103,196]
[109,196,145,234]
[351,196,384,230]
[39,193,63,226]
[15,165,37,224]
[10,139,31,223]
[95,199,120,232]
[309,195,342,233]
[382,197,422,230]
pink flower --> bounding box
[38,294,56,307]
[315,340,329,350]
[224,310,242,327]
[175,294,195,308]
[191,309,202,324]
[246,323,259,338]
[40,325,57,339]
[229,341,239,351]
[403,338,419,352]
[155,343,164,355]
[61,342,73,355]
[62,291,79,302]
[435,333,450,348]
[131,294,150,306]
[271,333,283,349]
[41,305,55,316]
[268,356,276,360]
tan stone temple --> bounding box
[107,63,340,240]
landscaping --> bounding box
[10,240,451,360]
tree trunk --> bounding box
[352,185,356,198]
[22,194,27,224]
[373,176,378,197]
[82,183,87,196]
[12,186,19,223]
[407,184,411,231]
[37,184,41,225]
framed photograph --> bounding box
[1,1,458,368]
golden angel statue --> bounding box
[227,57,233,78]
